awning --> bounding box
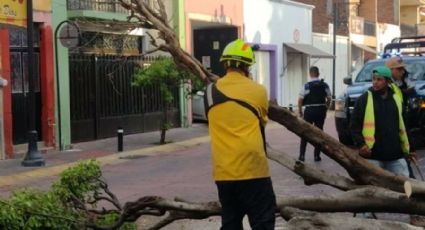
[284,43,334,59]
[352,42,377,54]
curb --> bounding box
[0,136,211,188]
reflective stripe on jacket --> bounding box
[362,91,410,155]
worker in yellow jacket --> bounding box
[205,39,276,230]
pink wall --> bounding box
[184,0,243,54]
[34,11,52,27]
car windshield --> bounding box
[355,59,425,82]
[405,60,425,81]
[355,62,381,82]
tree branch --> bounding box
[267,146,359,191]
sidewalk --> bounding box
[0,122,210,184]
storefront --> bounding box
[0,0,54,158]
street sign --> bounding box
[59,22,80,48]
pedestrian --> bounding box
[297,66,331,162]
[386,57,424,226]
[386,56,415,103]
[204,39,276,230]
[385,57,417,174]
[386,56,416,143]
[350,66,417,219]
[350,66,415,174]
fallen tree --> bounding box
[6,0,423,229]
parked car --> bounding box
[192,91,207,121]
[335,36,425,148]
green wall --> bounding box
[52,0,71,150]
[52,0,191,147]
[175,0,190,128]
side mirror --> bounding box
[343,76,352,85]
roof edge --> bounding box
[269,0,315,10]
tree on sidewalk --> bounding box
[133,58,197,144]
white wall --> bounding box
[377,23,401,53]
[252,51,271,99]
[244,0,314,105]
[312,33,350,99]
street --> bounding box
[0,114,424,229]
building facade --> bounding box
[182,0,244,124]
[293,0,401,99]
[1,0,55,158]
[400,0,425,35]
[53,0,184,147]
[244,0,333,106]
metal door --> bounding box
[10,27,42,145]
[193,27,238,77]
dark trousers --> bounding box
[300,106,327,157]
[216,177,276,230]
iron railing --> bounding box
[67,0,130,14]
[69,54,181,142]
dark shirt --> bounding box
[350,87,404,161]
[302,80,330,105]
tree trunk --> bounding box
[281,207,422,230]
[277,187,425,215]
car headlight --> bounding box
[408,98,424,109]
[335,99,345,112]
[421,100,425,109]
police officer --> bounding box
[298,66,331,162]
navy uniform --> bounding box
[298,75,331,162]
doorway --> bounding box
[252,51,271,99]
[193,27,238,77]
[9,27,42,145]
[284,53,306,106]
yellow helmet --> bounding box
[220,39,255,66]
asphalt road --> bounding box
[1,115,424,229]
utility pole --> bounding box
[331,2,338,110]
[22,0,45,167]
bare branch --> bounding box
[267,146,359,191]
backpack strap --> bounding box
[204,83,267,152]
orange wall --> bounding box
[34,0,52,12]
[184,0,243,54]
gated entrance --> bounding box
[10,27,42,145]
[69,55,181,142]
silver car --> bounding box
[192,91,207,121]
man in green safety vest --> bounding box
[350,66,416,177]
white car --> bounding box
[192,91,208,121]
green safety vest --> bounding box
[391,83,403,102]
[362,91,410,155]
